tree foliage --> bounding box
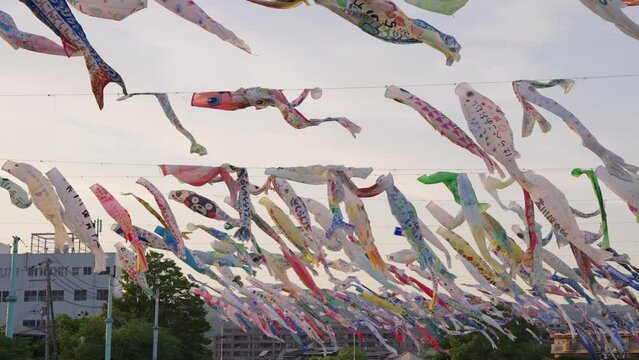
[433,318,551,360]
[0,333,34,360]
[111,319,181,360]
[50,251,211,360]
[57,314,105,360]
[310,347,367,360]
[112,251,212,359]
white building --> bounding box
[0,233,117,336]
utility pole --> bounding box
[44,304,50,360]
[45,259,59,360]
[152,287,160,360]
[5,236,19,339]
[220,324,224,360]
[105,264,115,360]
[352,333,356,360]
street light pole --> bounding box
[105,265,115,360]
[45,259,59,360]
[152,288,160,360]
[5,236,20,339]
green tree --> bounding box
[112,251,212,359]
[57,314,105,360]
[434,318,550,360]
[112,319,181,360]
[0,334,34,360]
[337,347,367,360]
[56,314,183,360]
[310,348,367,360]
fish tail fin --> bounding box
[334,117,361,138]
[522,109,551,137]
[93,250,108,273]
[61,38,78,58]
[560,79,575,93]
[85,56,127,110]
[234,226,255,243]
[190,142,208,156]
[629,204,639,222]
[53,224,70,252]
[366,248,387,272]
[143,287,154,299]
[482,154,505,178]
[326,218,355,238]
[416,249,432,271]
[134,246,149,273]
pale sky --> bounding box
[0,1,638,289]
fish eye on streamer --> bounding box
[207,97,222,106]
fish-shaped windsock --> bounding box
[154,227,207,274]
[68,0,250,52]
[259,197,318,264]
[455,83,522,179]
[580,0,639,40]
[20,0,127,109]
[169,190,241,227]
[513,79,638,181]
[385,178,454,282]
[0,10,81,57]
[457,173,504,275]
[2,161,69,251]
[117,93,207,156]
[595,166,639,221]
[519,171,612,265]
[90,183,147,272]
[191,87,360,137]
[0,177,32,209]
[67,0,147,20]
[572,168,610,249]
[159,164,238,203]
[271,178,314,236]
[343,188,386,270]
[232,168,256,243]
[387,249,418,265]
[436,227,501,288]
[403,0,469,15]
[112,224,171,251]
[137,177,186,260]
[46,168,107,272]
[314,0,461,65]
[327,259,360,273]
[386,86,503,177]
[153,0,251,53]
[114,242,153,298]
[301,197,346,251]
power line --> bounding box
[0,156,603,173]
[1,73,638,97]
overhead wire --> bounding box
[0,73,638,97]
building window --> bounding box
[23,319,45,328]
[74,290,87,301]
[96,289,108,301]
[27,266,39,277]
[98,267,110,275]
[51,290,64,302]
[71,267,80,276]
[1,291,9,302]
[24,291,38,302]
[83,267,92,276]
